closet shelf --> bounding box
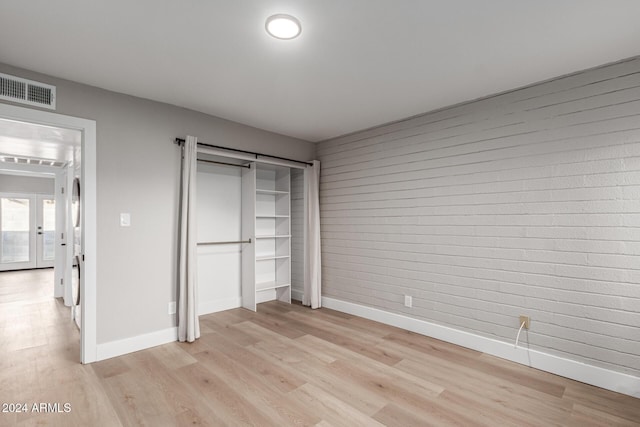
[256,281,291,292]
[242,162,292,312]
[255,255,290,261]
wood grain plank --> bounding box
[205,330,306,393]
[194,347,318,426]
[2,271,639,426]
[284,311,404,366]
[288,383,385,427]
[176,362,275,426]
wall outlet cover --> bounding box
[120,213,131,227]
[168,301,176,315]
[404,295,412,308]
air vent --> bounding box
[0,155,64,167]
[0,73,56,109]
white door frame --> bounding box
[0,103,97,364]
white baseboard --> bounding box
[199,297,241,315]
[94,297,241,362]
[322,297,640,398]
[96,327,178,362]
[291,288,304,302]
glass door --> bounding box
[0,193,55,271]
[36,195,55,268]
[0,194,36,271]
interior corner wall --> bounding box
[290,168,304,300]
[0,174,54,194]
[0,62,315,346]
[316,56,640,379]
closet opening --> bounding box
[186,145,312,316]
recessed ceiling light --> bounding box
[265,14,301,40]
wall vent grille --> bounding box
[0,73,56,109]
[0,155,64,167]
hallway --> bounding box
[0,269,85,426]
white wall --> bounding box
[0,174,54,194]
[317,57,640,378]
[0,61,316,345]
[196,163,243,312]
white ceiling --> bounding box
[1,1,640,142]
[0,118,80,163]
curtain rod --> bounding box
[175,138,312,167]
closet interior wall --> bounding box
[196,161,244,314]
[290,168,304,301]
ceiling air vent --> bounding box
[0,73,56,110]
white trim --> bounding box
[53,169,65,298]
[199,297,241,315]
[0,103,97,364]
[291,288,303,302]
[197,146,307,170]
[63,165,74,306]
[322,297,640,398]
[0,162,59,176]
[96,327,178,361]
[256,288,277,304]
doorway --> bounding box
[0,102,96,363]
[0,193,55,271]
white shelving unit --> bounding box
[241,163,291,311]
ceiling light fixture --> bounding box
[265,14,301,40]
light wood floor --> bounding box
[1,271,639,426]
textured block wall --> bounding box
[316,57,640,376]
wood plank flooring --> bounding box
[1,270,639,426]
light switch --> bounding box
[120,213,131,227]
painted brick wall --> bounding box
[316,57,640,377]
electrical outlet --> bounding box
[404,295,412,308]
[168,301,176,315]
[519,315,530,329]
[120,213,131,227]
